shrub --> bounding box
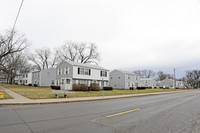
[33,84,38,87]
[136,87,146,90]
[79,84,88,91]
[51,85,60,90]
[90,83,100,91]
[129,87,134,90]
[72,84,79,91]
[103,87,113,91]
[72,84,88,91]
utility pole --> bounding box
[174,68,176,89]
[101,78,104,97]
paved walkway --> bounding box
[0,86,34,104]
[0,86,191,105]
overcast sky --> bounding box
[1,0,200,77]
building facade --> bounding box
[139,78,157,88]
[109,70,140,89]
[32,68,56,87]
[160,78,185,89]
[56,60,109,90]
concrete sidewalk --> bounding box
[0,88,190,105]
[0,86,34,104]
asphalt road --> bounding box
[0,90,200,133]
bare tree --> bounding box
[28,48,58,70]
[156,71,173,81]
[185,70,200,89]
[133,69,156,78]
[57,41,100,64]
[57,41,79,62]
[0,30,29,84]
[0,52,30,84]
[0,30,28,62]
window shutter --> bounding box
[78,68,80,74]
[89,69,91,75]
[100,71,102,76]
[105,72,107,77]
[67,67,69,74]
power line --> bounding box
[8,0,25,45]
[12,0,25,33]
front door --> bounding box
[61,79,65,90]
[65,78,72,90]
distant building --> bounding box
[21,72,32,85]
[139,78,157,88]
[160,78,185,89]
[56,60,109,90]
[14,74,23,84]
[0,70,7,83]
[109,70,140,89]
[32,68,56,87]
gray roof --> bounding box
[64,60,108,70]
[113,69,138,76]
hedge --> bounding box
[136,87,146,90]
[51,85,60,90]
[72,84,88,91]
[103,87,113,91]
[90,83,100,91]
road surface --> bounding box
[0,90,200,133]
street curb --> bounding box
[0,90,192,105]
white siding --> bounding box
[73,66,109,81]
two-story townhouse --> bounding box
[139,78,157,88]
[176,80,185,89]
[56,60,109,90]
[32,68,56,87]
[21,72,32,85]
[160,78,174,88]
[14,74,23,84]
[160,78,186,89]
[109,70,140,89]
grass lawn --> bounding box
[0,84,65,99]
[0,83,190,99]
[68,88,188,98]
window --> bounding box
[100,71,107,77]
[51,80,55,85]
[66,79,70,84]
[84,68,90,75]
[61,79,64,84]
[65,67,69,74]
[80,68,84,75]
[78,67,91,75]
